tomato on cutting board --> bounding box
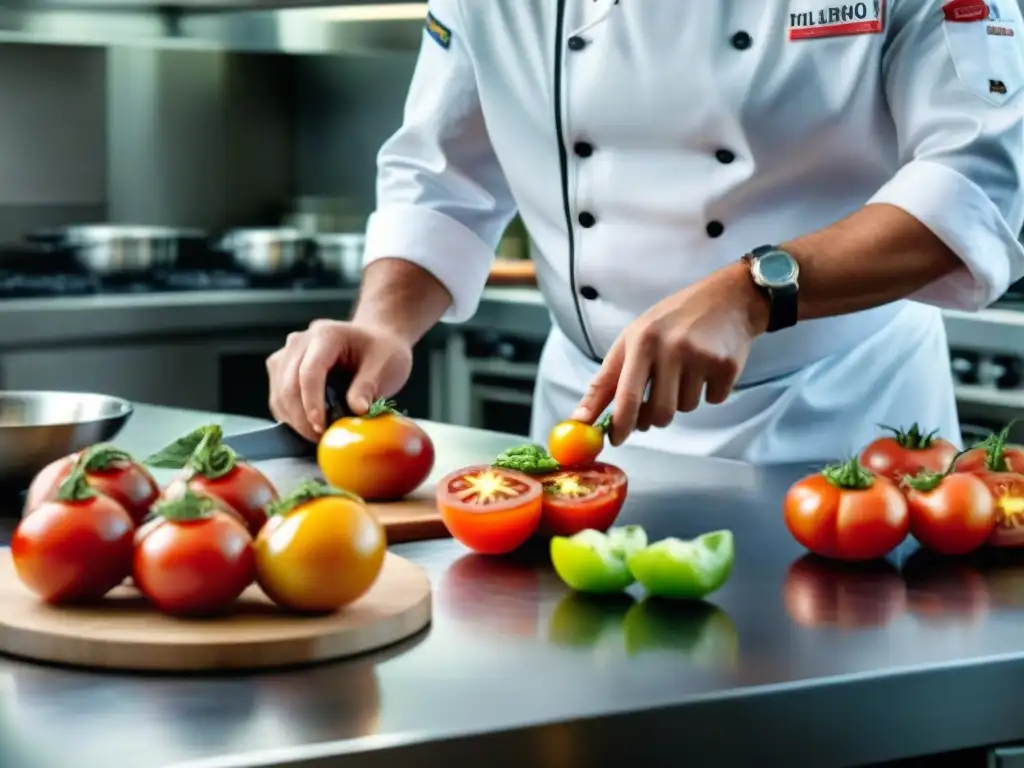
[133,489,256,616]
[12,458,135,604]
[783,458,909,561]
[255,480,386,613]
[318,398,435,502]
[858,424,958,486]
[547,414,610,468]
[23,443,159,525]
[537,462,628,537]
[902,470,995,556]
[954,423,1024,476]
[145,424,277,536]
[437,466,543,555]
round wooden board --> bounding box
[0,548,431,672]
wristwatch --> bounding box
[742,245,800,333]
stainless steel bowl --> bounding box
[44,225,188,275]
[313,232,365,284]
[218,228,311,276]
[0,391,134,490]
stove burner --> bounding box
[0,272,96,298]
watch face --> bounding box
[755,250,799,288]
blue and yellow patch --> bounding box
[425,11,452,49]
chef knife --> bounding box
[221,368,356,461]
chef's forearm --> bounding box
[350,258,453,344]
[782,202,962,321]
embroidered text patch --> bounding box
[789,0,886,40]
[425,11,452,49]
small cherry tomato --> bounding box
[437,466,543,554]
[954,424,1024,476]
[145,424,277,535]
[318,399,435,501]
[537,462,628,537]
[971,470,1024,548]
[255,480,386,613]
[858,424,958,487]
[903,471,995,555]
[12,463,134,604]
[783,458,909,561]
[133,491,255,616]
[23,444,159,525]
[547,415,610,468]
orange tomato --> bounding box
[783,458,909,562]
[255,480,387,612]
[318,399,434,501]
[547,416,609,468]
[437,466,543,555]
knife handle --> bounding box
[324,367,356,424]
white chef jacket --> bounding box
[364,0,1024,463]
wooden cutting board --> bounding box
[0,548,431,672]
[255,457,450,544]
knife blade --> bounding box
[221,368,356,461]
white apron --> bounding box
[530,301,962,463]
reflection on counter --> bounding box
[784,547,1024,631]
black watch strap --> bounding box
[746,244,799,334]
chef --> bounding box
[267,0,1024,464]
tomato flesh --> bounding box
[133,512,256,616]
[538,462,628,537]
[318,413,435,501]
[548,420,605,468]
[255,496,386,613]
[974,471,1024,547]
[12,496,135,603]
[784,472,909,561]
[437,466,542,555]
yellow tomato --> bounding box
[255,482,386,613]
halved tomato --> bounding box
[974,471,1024,548]
[437,466,543,555]
[537,462,628,537]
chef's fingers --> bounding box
[297,332,342,435]
[347,343,394,415]
[704,365,737,406]
[610,343,652,446]
[677,364,707,413]
[638,352,683,432]
[572,339,625,424]
[268,333,319,442]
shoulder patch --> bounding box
[425,11,452,49]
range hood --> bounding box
[0,1,429,55]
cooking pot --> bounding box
[217,228,312,276]
[29,225,200,276]
[312,232,365,284]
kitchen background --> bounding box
[0,1,1020,443]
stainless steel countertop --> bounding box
[4,405,1024,768]
[0,285,1017,355]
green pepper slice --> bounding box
[627,530,735,600]
[550,525,648,594]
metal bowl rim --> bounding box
[0,391,134,429]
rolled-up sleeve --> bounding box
[363,0,516,323]
[870,0,1024,310]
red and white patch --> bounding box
[788,0,886,40]
[942,0,990,23]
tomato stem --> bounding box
[155,488,216,522]
[820,457,875,490]
[976,421,1017,473]
[365,398,399,418]
[879,423,939,450]
[56,455,98,503]
[902,470,945,494]
[144,424,239,480]
[594,413,612,433]
[80,443,135,472]
[267,478,364,517]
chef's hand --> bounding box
[266,320,413,441]
[572,263,769,446]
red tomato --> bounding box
[954,423,1024,476]
[547,417,608,468]
[134,491,255,616]
[858,424,958,486]
[23,444,159,525]
[783,458,909,561]
[536,462,628,537]
[903,472,996,555]
[11,467,134,604]
[318,399,435,501]
[437,466,543,555]
[783,555,907,629]
[971,470,1024,548]
[144,424,277,535]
